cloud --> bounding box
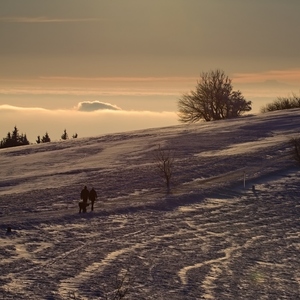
[0,104,179,142]
[233,69,300,84]
[39,76,198,83]
[0,104,47,112]
[76,101,121,112]
[1,72,298,100]
[0,76,189,97]
[0,17,101,23]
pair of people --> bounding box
[79,186,97,213]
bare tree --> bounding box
[66,268,132,300]
[178,69,251,123]
[153,145,174,193]
[108,269,131,300]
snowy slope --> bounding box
[1,109,300,299]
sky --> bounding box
[1,0,300,141]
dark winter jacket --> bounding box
[89,188,97,202]
[80,187,89,202]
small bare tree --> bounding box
[105,268,132,300]
[67,268,132,300]
[112,272,130,299]
[153,145,174,192]
[290,137,300,163]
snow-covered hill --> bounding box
[1,109,300,299]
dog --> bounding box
[78,201,89,213]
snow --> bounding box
[1,109,300,299]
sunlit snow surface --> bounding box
[1,109,300,299]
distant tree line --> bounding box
[0,127,78,149]
[36,132,51,144]
[0,126,29,148]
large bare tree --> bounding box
[178,69,252,123]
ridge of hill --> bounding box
[1,109,300,216]
[1,109,300,299]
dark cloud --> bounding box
[77,101,121,112]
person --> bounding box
[79,186,90,213]
[89,187,97,211]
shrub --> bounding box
[261,94,300,113]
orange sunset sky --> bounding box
[1,0,300,141]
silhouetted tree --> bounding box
[178,69,252,123]
[20,133,29,145]
[1,132,12,148]
[261,94,300,113]
[0,126,30,148]
[12,126,18,143]
[61,129,68,140]
[41,132,51,143]
[72,133,78,138]
[36,136,41,144]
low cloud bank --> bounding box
[0,103,179,142]
[76,101,121,111]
